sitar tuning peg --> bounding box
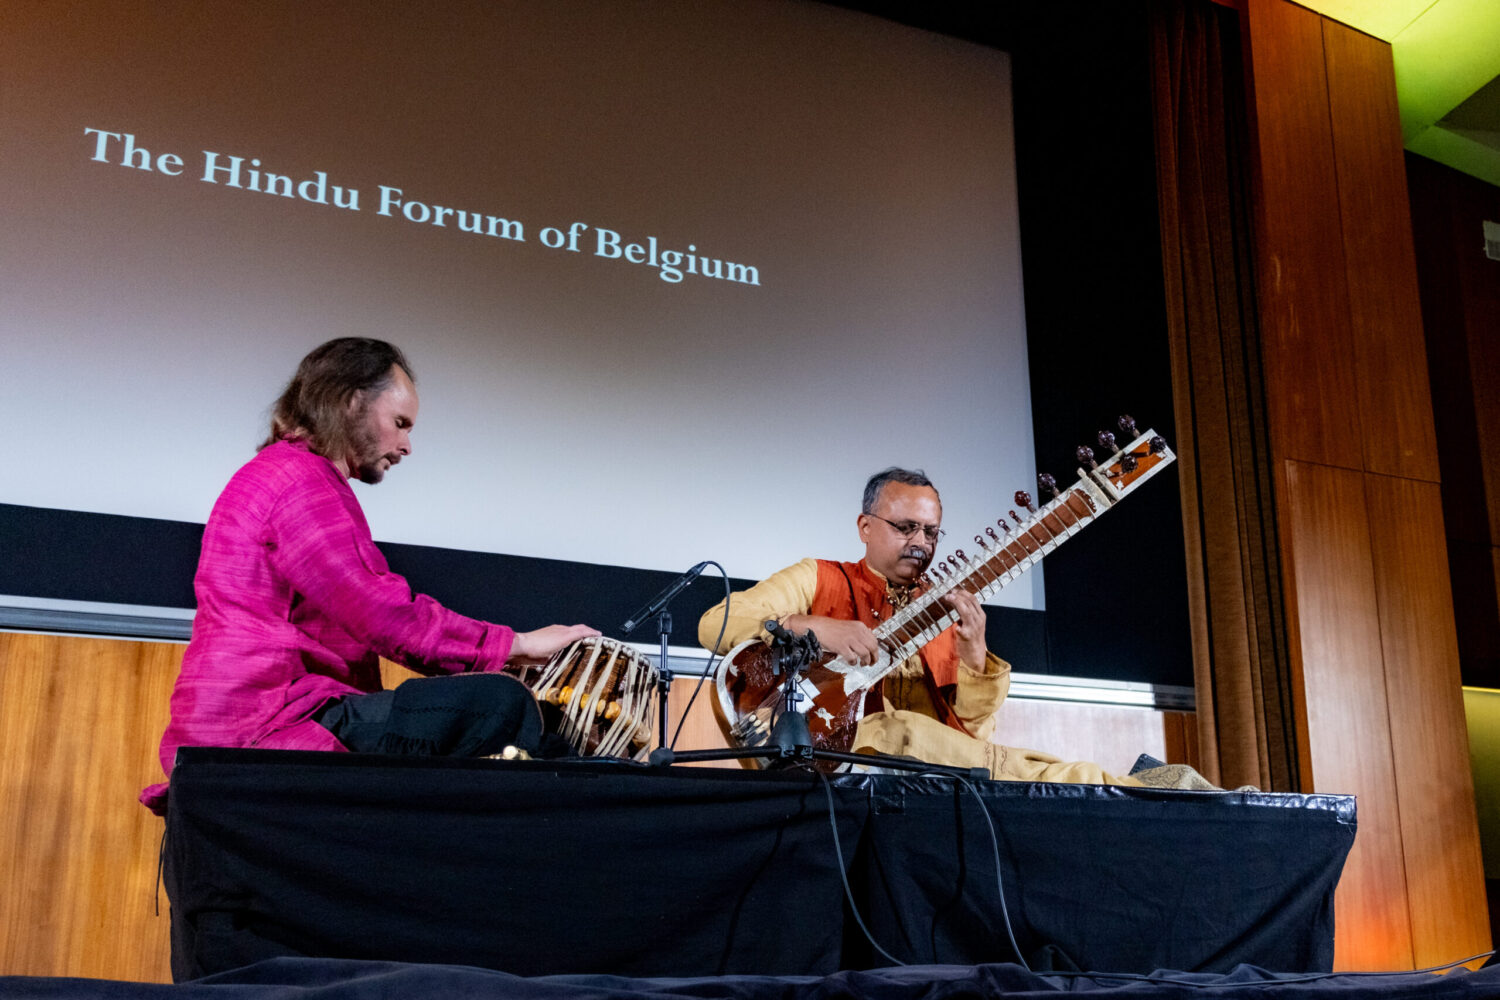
[1149,435,1167,455]
[987,525,1004,544]
[1097,430,1118,455]
[1014,490,1035,515]
[953,549,969,565]
[1009,509,1023,526]
[1076,445,1096,470]
[996,519,1011,536]
[974,534,991,552]
[1117,414,1138,439]
[1037,473,1058,502]
[1121,453,1139,473]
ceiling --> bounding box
[1300,0,1500,187]
[829,1,1500,188]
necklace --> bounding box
[885,583,915,612]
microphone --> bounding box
[621,561,710,634]
[762,618,822,675]
[764,618,796,645]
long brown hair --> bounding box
[262,338,414,459]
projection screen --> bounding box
[1,0,1041,613]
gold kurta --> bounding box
[699,558,1141,785]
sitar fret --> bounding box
[878,482,1105,664]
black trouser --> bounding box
[313,673,546,757]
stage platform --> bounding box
[162,748,1355,981]
[8,955,1500,1000]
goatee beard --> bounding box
[347,412,386,484]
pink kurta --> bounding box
[140,439,514,813]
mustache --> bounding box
[900,545,932,561]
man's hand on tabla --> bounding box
[782,615,881,666]
[507,623,601,667]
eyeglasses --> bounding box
[867,513,945,543]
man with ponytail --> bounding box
[141,338,595,812]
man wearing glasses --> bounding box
[698,467,1139,783]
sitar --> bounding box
[712,419,1176,763]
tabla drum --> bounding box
[528,637,658,759]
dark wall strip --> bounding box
[0,502,1051,670]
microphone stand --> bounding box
[654,609,672,753]
[620,562,709,754]
[623,569,985,779]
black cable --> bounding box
[815,769,907,967]
[667,561,731,751]
[887,771,1496,985]
[154,824,167,917]
[814,768,1029,970]
[940,772,1030,972]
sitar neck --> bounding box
[871,427,1175,668]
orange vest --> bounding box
[808,559,964,731]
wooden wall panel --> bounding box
[991,701,1193,778]
[1407,152,1500,690]
[1241,0,1489,970]
[1365,475,1489,966]
[1243,0,1362,470]
[0,633,176,982]
[1281,460,1413,969]
[1451,182,1500,551]
[1408,154,1500,538]
[664,675,735,766]
[1321,21,1440,483]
